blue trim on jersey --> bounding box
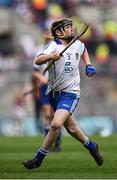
[43,42,51,50]
[48,91,80,114]
[54,39,62,45]
[82,46,86,54]
[33,67,40,71]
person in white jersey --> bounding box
[23,18,103,169]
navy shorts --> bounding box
[48,91,80,113]
[40,85,50,105]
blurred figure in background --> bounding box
[31,34,62,151]
[31,69,46,133]
[12,89,27,135]
[32,67,62,151]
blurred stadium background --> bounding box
[0,0,117,137]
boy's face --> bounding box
[63,24,75,36]
[55,24,76,39]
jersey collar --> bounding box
[54,39,62,45]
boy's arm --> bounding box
[81,48,96,77]
[35,52,60,65]
[81,48,92,65]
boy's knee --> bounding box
[66,126,77,135]
[51,121,61,131]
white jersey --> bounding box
[35,39,85,95]
[33,46,48,79]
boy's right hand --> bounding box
[49,52,60,61]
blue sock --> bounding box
[55,131,62,148]
[84,140,96,150]
[35,147,48,161]
[44,125,50,136]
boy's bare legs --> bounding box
[64,115,103,166]
[22,109,69,169]
[42,106,62,151]
[23,110,103,169]
[64,115,89,143]
[42,109,69,150]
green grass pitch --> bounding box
[0,135,117,179]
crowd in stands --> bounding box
[0,0,117,56]
[0,0,117,118]
[0,4,116,56]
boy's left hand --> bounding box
[85,64,96,77]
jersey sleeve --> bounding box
[42,41,56,55]
[79,41,85,56]
[33,61,40,71]
[33,41,55,69]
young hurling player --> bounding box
[23,18,103,169]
